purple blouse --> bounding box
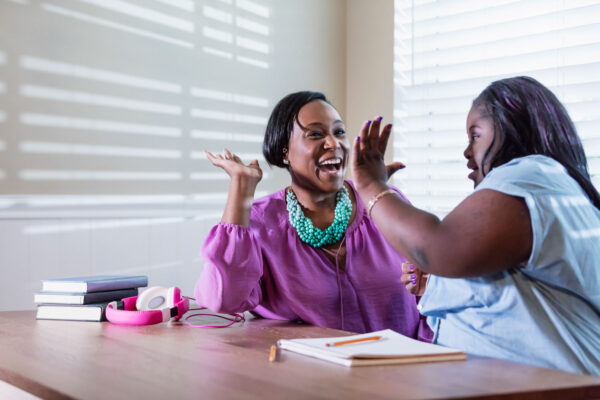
[195,181,432,340]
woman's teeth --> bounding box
[319,158,340,166]
[319,159,341,172]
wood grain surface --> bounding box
[0,311,599,400]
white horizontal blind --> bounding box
[0,0,276,218]
[393,0,600,218]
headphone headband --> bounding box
[106,287,189,326]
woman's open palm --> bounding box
[205,149,263,185]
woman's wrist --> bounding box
[229,176,258,200]
[221,177,257,226]
[367,189,397,217]
[356,181,389,206]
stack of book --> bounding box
[35,275,148,322]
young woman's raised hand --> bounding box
[205,149,263,186]
[351,117,405,191]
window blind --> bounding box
[393,0,600,218]
[0,0,274,218]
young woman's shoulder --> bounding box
[479,155,573,193]
[491,154,563,175]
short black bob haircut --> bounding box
[262,91,329,168]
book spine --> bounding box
[34,288,140,304]
[81,288,138,304]
[35,303,109,322]
[86,278,148,293]
[41,281,86,293]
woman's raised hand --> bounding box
[351,117,405,191]
[205,149,263,186]
[205,149,263,226]
[401,263,429,297]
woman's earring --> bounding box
[282,148,289,165]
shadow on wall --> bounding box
[0,0,307,310]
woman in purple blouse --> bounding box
[196,91,431,340]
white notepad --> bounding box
[278,329,467,367]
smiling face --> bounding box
[464,105,497,188]
[284,99,348,194]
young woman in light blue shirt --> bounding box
[351,76,600,376]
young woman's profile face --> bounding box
[284,99,349,193]
[464,105,496,188]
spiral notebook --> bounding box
[277,329,467,367]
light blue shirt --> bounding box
[419,155,600,376]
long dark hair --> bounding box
[262,91,328,168]
[473,76,600,210]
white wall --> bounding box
[0,0,352,311]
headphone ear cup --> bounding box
[136,286,168,311]
[167,287,182,308]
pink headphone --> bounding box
[106,286,189,326]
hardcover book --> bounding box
[277,329,467,367]
[34,288,138,305]
[41,275,148,293]
[36,303,111,322]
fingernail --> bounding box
[412,280,417,285]
[409,264,414,271]
[387,124,393,129]
[356,136,360,142]
[377,116,383,122]
[410,274,416,280]
[365,120,371,126]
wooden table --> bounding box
[0,311,599,399]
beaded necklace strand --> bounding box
[286,186,352,248]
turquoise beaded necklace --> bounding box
[286,186,352,248]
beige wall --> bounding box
[346,0,395,164]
